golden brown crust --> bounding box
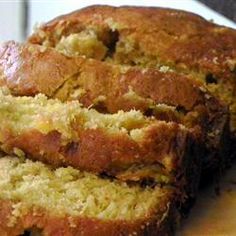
[0,121,190,180]
[0,41,79,96]
[0,198,176,236]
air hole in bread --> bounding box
[144,108,154,117]
[144,106,181,123]
[205,73,218,84]
[140,178,157,188]
[21,228,43,236]
[63,141,80,157]
[89,101,110,114]
[99,171,113,180]
[103,29,119,58]
[176,105,187,114]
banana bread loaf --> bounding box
[0,5,234,235]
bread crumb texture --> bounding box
[56,30,107,60]
[0,88,155,141]
[0,156,170,222]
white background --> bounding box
[28,0,236,33]
[0,1,24,42]
[0,0,236,43]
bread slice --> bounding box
[0,156,178,236]
[0,41,229,174]
[27,5,236,140]
[0,88,200,190]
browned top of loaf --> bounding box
[0,41,79,97]
[29,5,236,81]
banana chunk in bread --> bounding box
[28,5,236,139]
[0,88,199,187]
[0,156,177,236]
[0,41,229,173]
